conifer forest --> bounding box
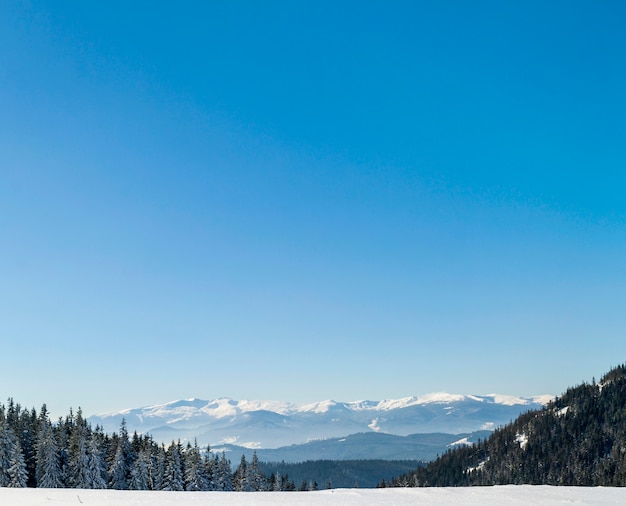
[0,401,300,491]
[385,364,626,487]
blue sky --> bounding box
[2,0,625,418]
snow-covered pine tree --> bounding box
[129,448,151,490]
[84,433,107,489]
[216,452,233,491]
[273,471,282,491]
[66,410,90,488]
[202,450,217,491]
[161,441,184,491]
[16,407,38,487]
[35,418,63,488]
[8,446,28,487]
[234,454,251,491]
[109,419,131,490]
[0,418,28,487]
[247,451,266,491]
[151,444,166,491]
[184,440,207,491]
[55,411,73,487]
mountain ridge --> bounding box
[214,430,493,463]
[90,392,554,418]
[88,393,552,452]
[94,393,553,418]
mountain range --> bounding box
[88,393,551,459]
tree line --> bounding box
[0,400,308,491]
[260,459,423,489]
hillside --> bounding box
[220,431,491,463]
[388,364,626,487]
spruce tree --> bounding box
[8,442,28,487]
[151,444,166,490]
[84,434,107,489]
[66,411,90,488]
[247,451,266,491]
[35,418,63,488]
[202,450,217,491]
[0,418,28,487]
[273,471,282,491]
[184,440,207,491]
[216,452,233,491]
[233,454,250,491]
[17,407,38,487]
[129,448,151,490]
[109,419,131,489]
[161,441,184,491]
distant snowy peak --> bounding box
[415,393,468,404]
[89,392,554,450]
[411,393,555,407]
[97,392,552,419]
[107,397,298,420]
[298,400,339,414]
[303,393,553,412]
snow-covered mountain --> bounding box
[88,393,552,450]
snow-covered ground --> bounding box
[2,486,626,505]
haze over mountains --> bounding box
[88,393,552,458]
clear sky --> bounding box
[2,0,625,418]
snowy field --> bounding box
[2,486,626,506]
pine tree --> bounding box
[216,452,233,491]
[273,471,282,491]
[17,407,38,487]
[55,413,71,487]
[0,418,28,487]
[161,441,184,491]
[184,440,207,491]
[84,434,107,489]
[247,451,266,491]
[66,410,90,488]
[233,454,250,491]
[35,418,63,488]
[7,441,28,487]
[202,450,217,491]
[109,419,131,489]
[129,448,151,490]
[151,444,166,491]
